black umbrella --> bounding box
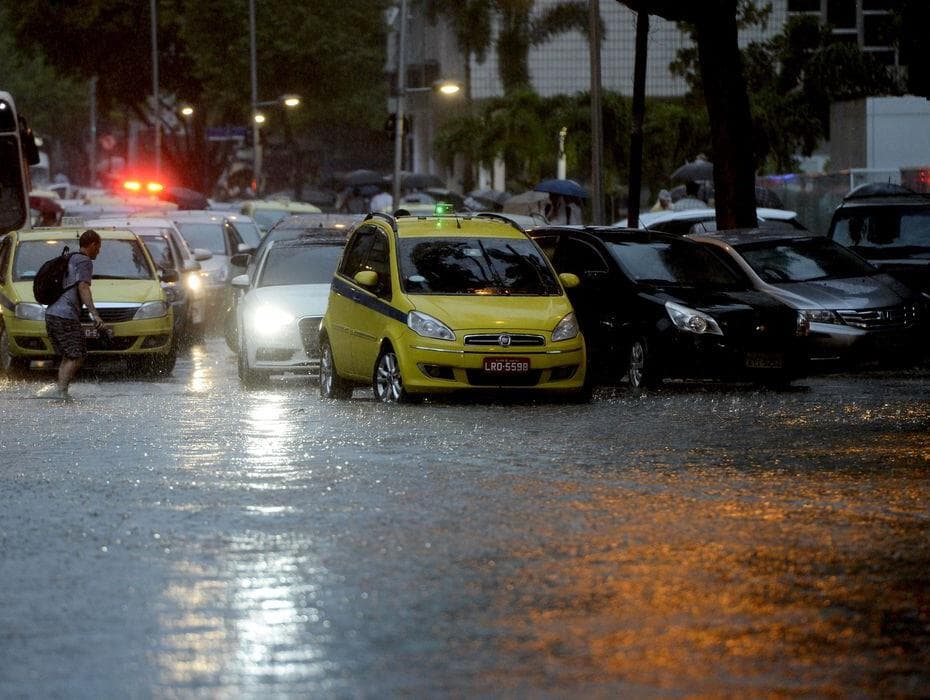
[534,178,588,198]
[342,169,384,187]
[671,159,714,182]
[398,172,446,190]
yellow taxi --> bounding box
[319,211,588,402]
[240,199,322,234]
[0,227,177,376]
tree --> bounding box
[615,0,757,229]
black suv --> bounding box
[827,183,930,294]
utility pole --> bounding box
[588,0,604,224]
[392,0,408,208]
[249,0,261,195]
[627,9,649,228]
[151,0,161,176]
[89,76,97,185]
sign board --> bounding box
[207,126,248,142]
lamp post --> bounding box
[151,0,161,176]
[249,0,260,195]
[252,95,301,197]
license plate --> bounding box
[483,357,530,373]
[745,352,783,369]
[83,327,98,339]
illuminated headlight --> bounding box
[800,309,841,324]
[133,301,169,320]
[15,303,46,321]
[248,306,294,336]
[665,301,723,335]
[551,312,579,342]
[407,310,454,341]
[185,272,202,292]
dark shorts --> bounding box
[46,315,86,360]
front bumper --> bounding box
[657,331,807,381]
[244,315,323,374]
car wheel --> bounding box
[224,305,238,354]
[319,337,352,399]
[152,349,177,376]
[0,324,28,377]
[628,336,660,389]
[237,340,267,388]
[373,345,415,403]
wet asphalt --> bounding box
[1,336,928,697]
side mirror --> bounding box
[159,269,179,284]
[559,272,581,289]
[230,252,250,268]
[182,259,202,272]
[354,270,378,288]
[231,274,249,289]
[193,247,213,262]
[237,243,255,254]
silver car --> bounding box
[689,229,926,367]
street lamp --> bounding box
[251,95,301,196]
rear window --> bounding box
[398,237,561,295]
[831,206,930,254]
[258,244,344,287]
[14,238,154,281]
[176,222,226,255]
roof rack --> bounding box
[364,211,397,232]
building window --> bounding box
[863,13,894,47]
[787,0,821,12]
[827,0,857,28]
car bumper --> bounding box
[398,338,587,394]
[244,316,323,374]
[807,322,925,364]
[658,332,807,380]
[8,316,174,364]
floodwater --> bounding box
[1,337,928,697]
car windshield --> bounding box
[230,220,262,248]
[398,236,561,295]
[141,236,176,271]
[606,240,744,288]
[252,209,288,232]
[13,238,154,281]
[258,244,344,287]
[831,206,930,257]
[735,237,875,282]
[176,222,226,255]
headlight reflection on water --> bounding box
[186,344,213,393]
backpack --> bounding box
[33,246,76,305]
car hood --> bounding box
[765,275,912,310]
[243,284,330,315]
[13,280,163,304]
[409,294,573,333]
[646,286,784,315]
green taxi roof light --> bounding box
[434,202,454,216]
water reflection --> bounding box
[186,344,212,394]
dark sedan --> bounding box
[690,230,927,368]
[529,227,810,388]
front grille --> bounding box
[88,336,136,351]
[79,307,138,323]
[466,369,541,386]
[837,304,920,330]
[298,316,323,358]
[463,333,545,347]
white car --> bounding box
[615,207,805,233]
[231,235,345,386]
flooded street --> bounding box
[1,336,928,697]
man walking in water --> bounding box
[41,229,109,400]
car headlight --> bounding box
[248,306,294,336]
[800,309,841,324]
[665,301,723,335]
[407,310,454,341]
[133,301,169,320]
[15,302,46,321]
[185,271,202,293]
[551,312,579,342]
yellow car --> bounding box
[320,212,588,402]
[240,199,322,234]
[0,227,177,376]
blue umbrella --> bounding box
[534,178,588,199]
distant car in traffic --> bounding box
[616,207,806,234]
[240,199,323,234]
[527,226,810,388]
[232,236,346,386]
[827,182,930,294]
[689,229,927,367]
[320,212,588,402]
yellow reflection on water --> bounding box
[186,344,212,393]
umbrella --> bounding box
[162,186,208,210]
[502,190,549,215]
[342,169,384,187]
[395,172,446,190]
[534,178,588,199]
[467,189,510,209]
[671,159,714,182]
